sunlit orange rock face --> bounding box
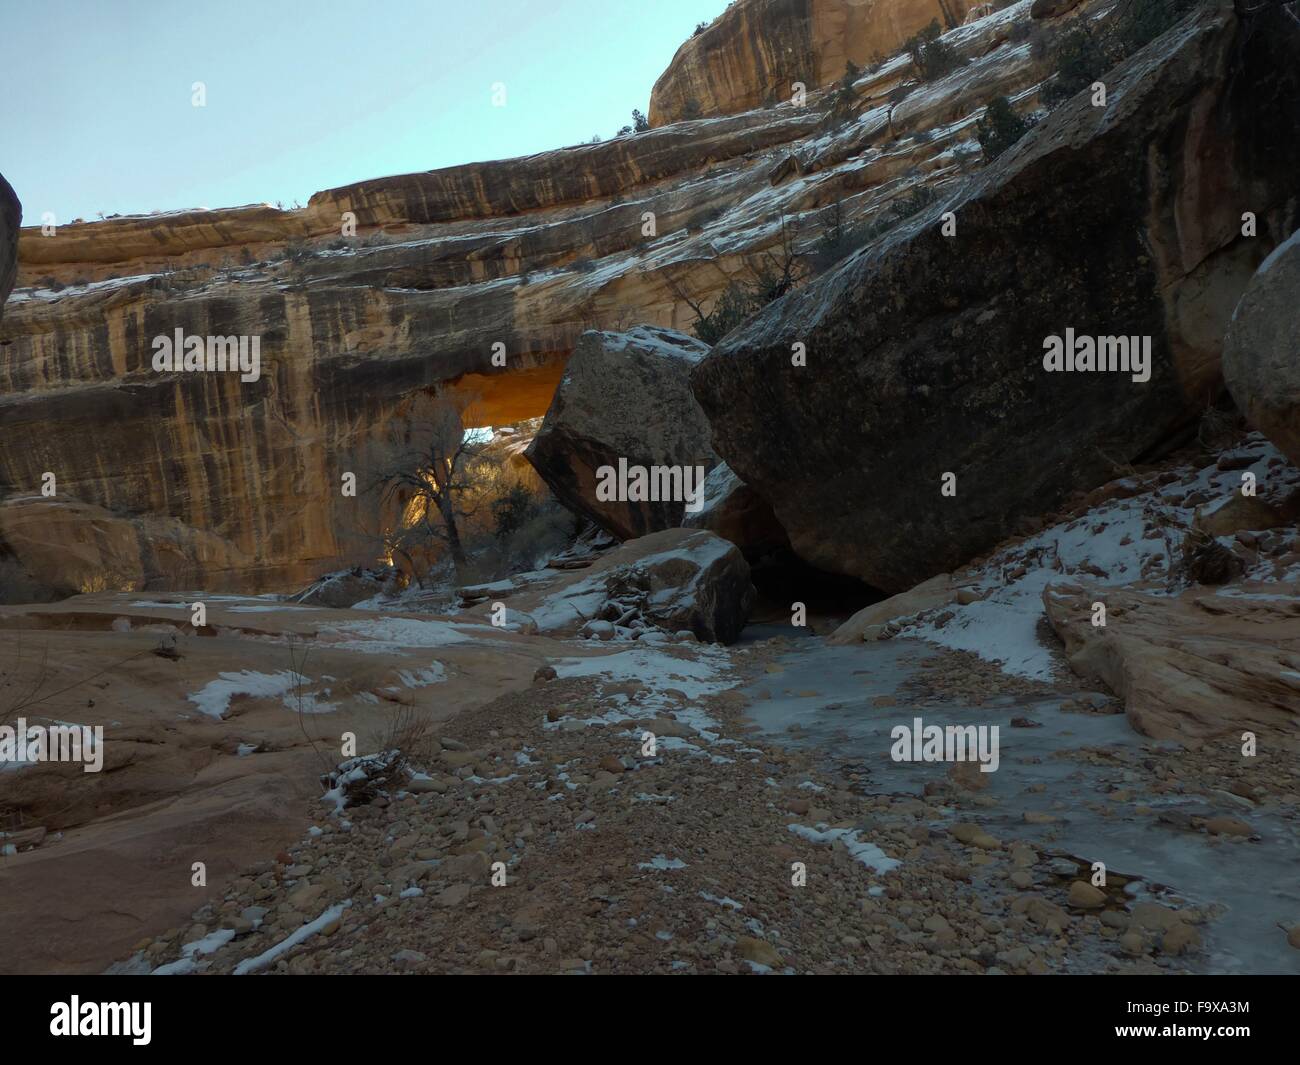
[1,1,1045,594]
[649,0,979,125]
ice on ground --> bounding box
[553,644,735,708]
[699,891,743,910]
[187,670,308,719]
[638,855,688,871]
[319,617,483,653]
[281,689,339,714]
[787,823,901,874]
[905,437,1299,679]
[395,663,447,688]
[745,638,1300,974]
[232,901,351,975]
[150,927,236,974]
[545,645,736,742]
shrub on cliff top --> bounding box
[976,96,1033,161]
[1042,0,1204,108]
[905,19,964,82]
[616,109,651,136]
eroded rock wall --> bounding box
[1,3,1054,592]
[650,0,980,124]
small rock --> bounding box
[287,884,325,912]
[437,883,471,908]
[950,823,999,850]
[393,949,427,968]
[1067,881,1106,909]
[1119,930,1146,955]
[735,935,783,968]
[1205,815,1252,837]
[1161,922,1202,956]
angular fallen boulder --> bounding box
[691,2,1300,594]
[605,528,756,643]
[526,326,718,540]
[293,568,389,608]
[827,572,954,644]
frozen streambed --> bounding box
[740,635,1300,975]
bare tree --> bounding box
[369,393,488,576]
[665,215,806,343]
[1,632,151,732]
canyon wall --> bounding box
[0,2,1045,595]
[649,0,981,125]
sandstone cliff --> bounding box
[0,2,1046,594]
[650,0,981,124]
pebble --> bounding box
[1067,881,1107,909]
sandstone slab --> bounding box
[1043,581,1300,742]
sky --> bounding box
[0,0,729,224]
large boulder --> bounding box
[0,495,247,601]
[292,568,389,608]
[468,528,756,644]
[691,2,1300,594]
[1223,229,1300,466]
[827,572,954,644]
[606,528,756,644]
[526,326,719,540]
[682,461,790,560]
[0,171,17,313]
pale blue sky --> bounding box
[1,0,727,223]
